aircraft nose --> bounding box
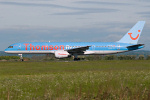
[4,48,8,53]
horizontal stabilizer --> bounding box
[127,44,144,48]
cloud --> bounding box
[0,1,117,11]
[0,1,118,15]
[52,8,118,15]
[137,11,150,19]
[75,1,131,5]
[0,1,70,9]
[140,0,150,2]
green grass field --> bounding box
[0,60,150,100]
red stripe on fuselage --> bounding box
[58,53,67,55]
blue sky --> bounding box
[0,0,150,51]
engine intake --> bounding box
[54,50,71,58]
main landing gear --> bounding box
[18,54,24,61]
[73,54,80,61]
[74,58,80,61]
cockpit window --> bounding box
[8,46,13,48]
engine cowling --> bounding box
[54,50,71,58]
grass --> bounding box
[0,60,150,99]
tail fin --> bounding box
[118,21,145,44]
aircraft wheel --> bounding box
[74,58,80,61]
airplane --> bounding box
[5,21,145,61]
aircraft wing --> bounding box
[65,46,91,53]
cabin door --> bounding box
[92,45,95,50]
[18,43,21,50]
[117,44,120,50]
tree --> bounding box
[138,55,145,60]
[146,55,150,60]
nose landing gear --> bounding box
[18,54,24,61]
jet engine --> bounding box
[54,50,71,58]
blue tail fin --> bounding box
[118,21,145,44]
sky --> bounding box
[0,0,150,51]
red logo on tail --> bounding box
[128,33,139,40]
[128,30,140,40]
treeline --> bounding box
[32,55,150,61]
[85,55,150,60]
[1,55,150,61]
[0,56,20,60]
[0,56,30,61]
